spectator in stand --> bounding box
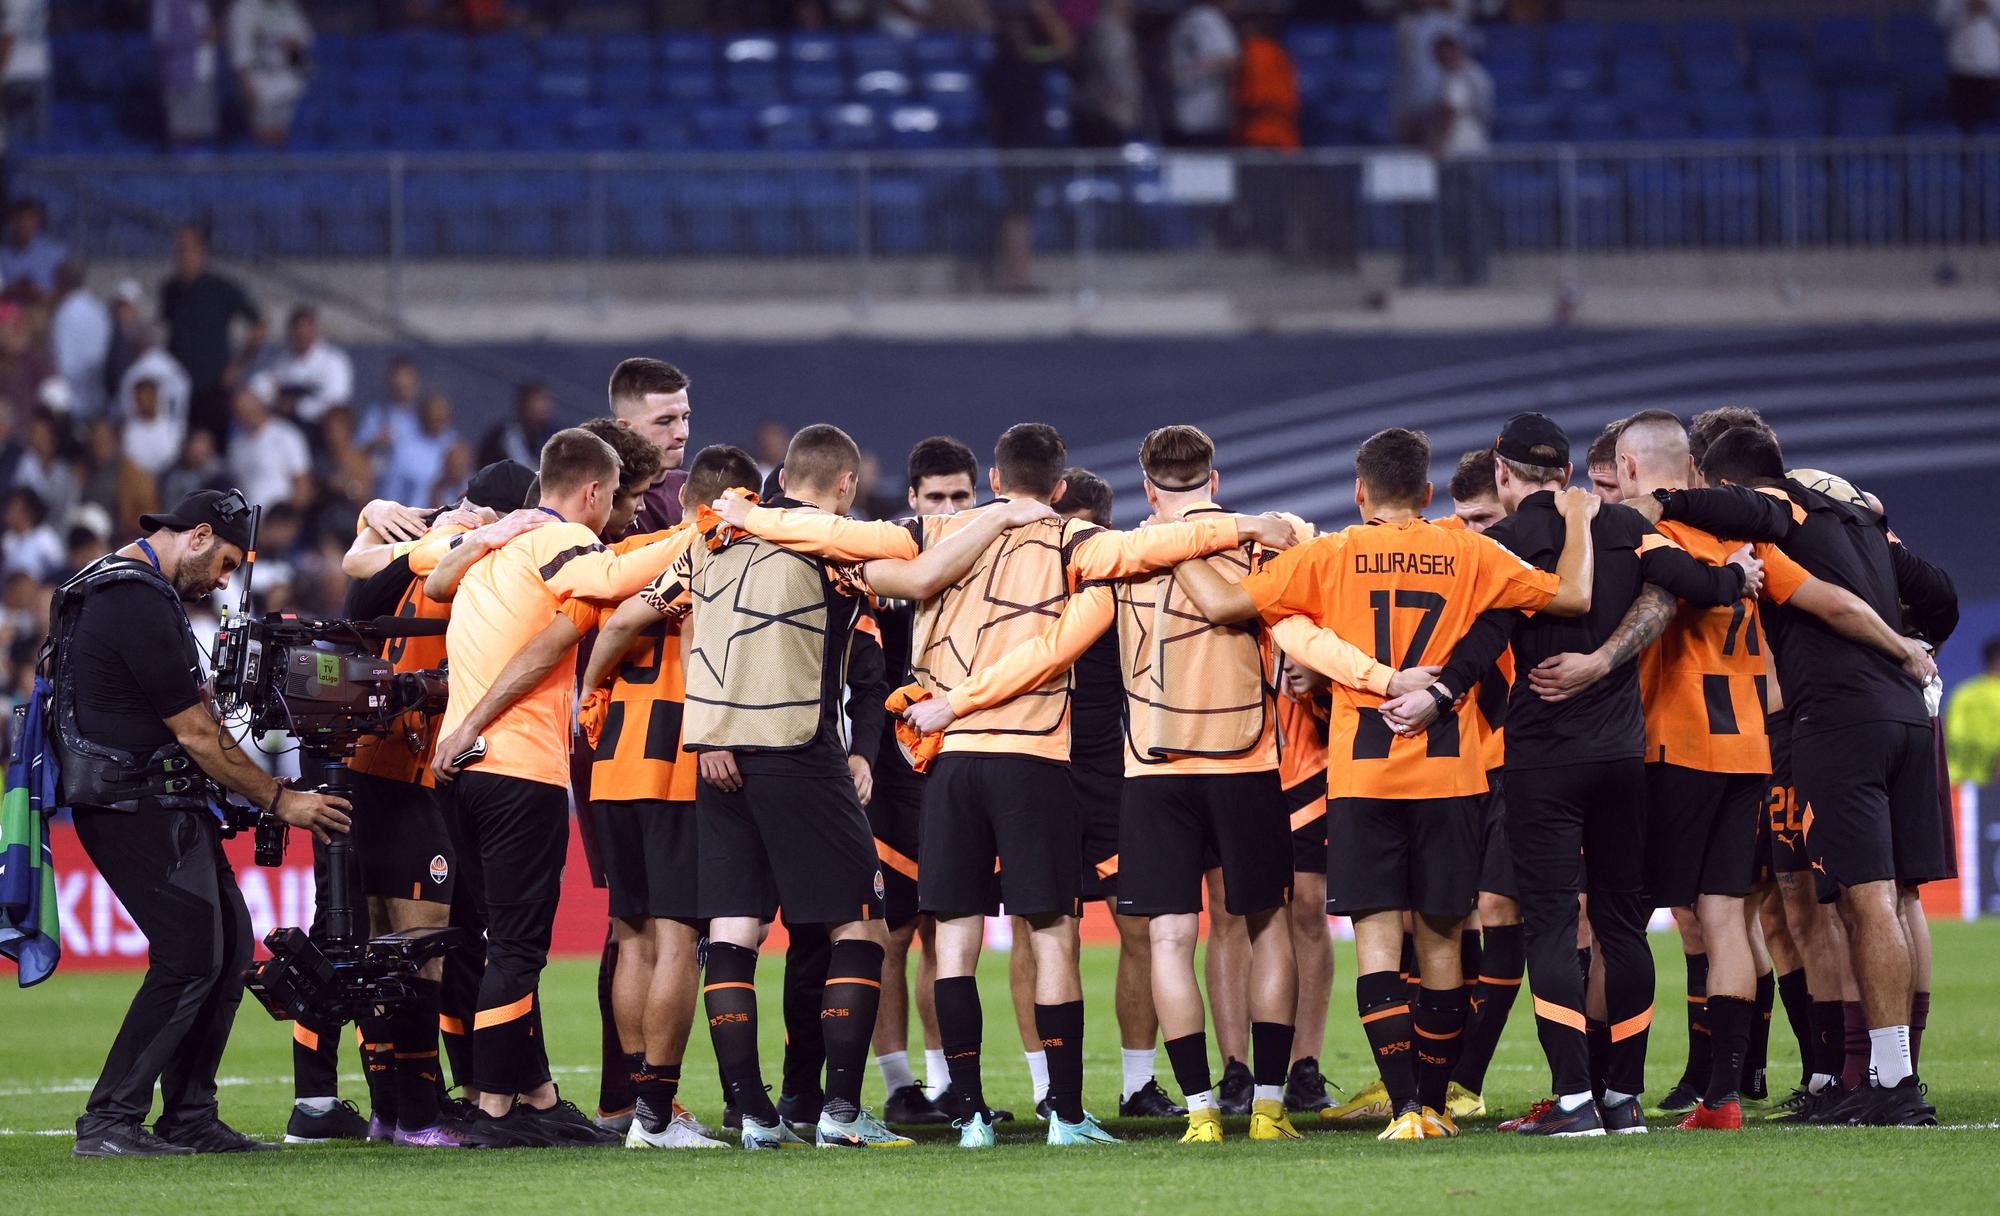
[1234,12,1299,150]
[12,406,73,523]
[317,404,373,512]
[1939,1,2000,133]
[49,260,111,423]
[101,280,147,399]
[227,0,313,146]
[1167,0,1240,147]
[0,486,59,581]
[1945,637,2000,786]
[122,375,185,479]
[79,418,160,536]
[153,0,220,147]
[377,390,458,506]
[1408,29,1492,286]
[880,0,994,37]
[226,383,310,508]
[1391,0,1465,145]
[0,300,51,419]
[752,416,791,481]
[475,377,555,468]
[0,198,63,298]
[159,425,228,504]
[356,352,420,463]
[161,224,263,448]
[248,304,351,431]
[63,512,110,578]
[429,438,475,505]
[986,0,1073,292]
[0,0,49,151]
[0,398,18,485]
[1072,0,1142,147]
[117,319,191,425]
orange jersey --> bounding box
[1640,520,1809,774]
[576,526,700,803]
[439,518,692,789]
[1239,518,1562,800]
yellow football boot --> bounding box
[1376,1109,1427,1142]
[1420,1107,1459,1138]
[1324,1078,1393,1122]
[1445,1082,1486,1120]
[1249,1099,1303,1141]
[1179,1108,1224,1145]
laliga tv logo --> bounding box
[873,869,886,901]
[430,854,450,884]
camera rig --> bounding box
[211,507,466,1024]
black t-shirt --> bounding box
[1452,492,1745,771]
[1659,481,1954,737]
[159,271,258,392]
[1070,624,1124,779]
[69,577,205,750]
[343,553,417,620]
[871,597,920,779]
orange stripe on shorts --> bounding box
[473,993,534,1030]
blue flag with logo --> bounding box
[1,677,63,986]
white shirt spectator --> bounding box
[248,336,352,424]
[228,413,310,509]
[1,521,60,580]
[1939,1,2000,77]
[1168,3,1241,139]
[1395,4,1467,129]
[0,0,49,87]
[123,411,185,479]
[1435,60,1494,157]
[51,286,112,421]
[119,345,192,423]
[378,422,459,507]
[227,0,311,139]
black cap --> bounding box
[1495,412,1570,467]
[140,489,256,552]
[464,460,538,513]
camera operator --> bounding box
[59,490,351,1158]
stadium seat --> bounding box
[1833,87,1897,138]
[600,63,657,102]
[1630,111,1694,141]
[1608,21,1667,57]
[1813,18,1879,75]
[1766,97,1827,139]
[798,172,861,253]
[693,104,756,150]
[725,36,781,64]
[1546,21,1605,61]
[537,33,593,68]
[822,102,881,150]
[724,61,785,105]
[847,33,909,75]
[409,32,472,69]
[1695,94,1764,140]
[472,65,536,104]
[408,67,470,105]
[597,34,654,68]
[1571,166,1626,249]
[474,34,534,73]
[1677,20,1737,60]
[568,106,629,149]
[661,34,715,69]
[1283,24,1343,65]
[1755,49,1816,94]
[536,70,596,103]
[869,176,931,254]
[625,107,693,150]
[886,105,944,150]
[1494,99,1557,143]
[1693,159,1761,244]
[1905,148,1967,242]
[1482,24,1540,66]
[1483,58,1540,99]
[787,32,843,65]
[1684,54,1748,95]
[1491,165,1558,248]
[1611,50,1676,102]
[1564,98,1625,142]
[856,69,914,100]
[922,69,977,101]
[505,104,569,150]
[1745,18,1808,57]
[788,63,847,102]
[662,65,718,103]
[1347,23,1393,64]
[910,32,976,69]
[758,105,820,151]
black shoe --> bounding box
[519,1098,621,1146]
[1033,1098,1053,1121]
[462,1106,555,1150]
[1807,1079,1867,1125]
[1763,1087,1812,1123]
[1848,1077,1937,1127]
[1649,1079,1699,1117]
[1597,1094,1647,1135]
[932,1086,1012,1123]
[883,1084,950,1125]
[1117,1079,1187,1118]
[1283,1057,1336,1114]
[1217,1058,1254,1116]
[283,1099,371,1144]
[776,1089,824,1130]
[1518,1098,1606,1137]
[153,1117,280,1153]
[721,1102,742,1131]
[1742,1067,1768,1103]
[73,1124,197,1158]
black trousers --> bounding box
[71,806,254,1137]
[1506,759,1653,1098]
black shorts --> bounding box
[868,766,925,927]
[696,765,883,926]
[342,770,455,903]
[1325,795,1483,921]
[1765,712,1810,875]
[1286,771,1329,876]
[1074,759,1123,903]
[1643,763,1764,906]
[1794,720,1949,903]
[594,799,701,925]
[450,770,569,914]
[920,753,1079,919]
[1116,771,1292,917]
[1476,771,1517,901]
[1932,714,1959,880]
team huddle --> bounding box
[305,357,1958,1152]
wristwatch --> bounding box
[1424,683,1454,718]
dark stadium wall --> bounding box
[354,323,2000,684]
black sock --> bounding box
[935,975,986,1116]
[1458,929,1483,1038]
[781,924,832,1101]
[1356,970,1417,1113]
[597,931,632,1116]
[357,1015,398,1122]
[1036,1001,1086,1125]
[636,1062,681,1132]
[439,950,478,1093]
[392,980,442,1131]
[1586,1019,1610,1100]
[624,1050,647,1095]
[1705,994,1754,1107]
[1745,970,1775,1094]
[1399,932,1420,999]
[821,939,886,1116]
[1414,987,1467,1113]
[1455,922,1522,1095]
[293,1018,343,1100]
[1776,968,1813,1088]
[1809,999,1845,1083]
[704,941,776,1125]
[1575,945,1592,986]
[1682,951,1711,1090]
[1164,1032,1211,1101]
[1250,1021,1294,1090]
[1911,990,1930,1072]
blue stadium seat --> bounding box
[870,176,931,254]
[932,95,985,144]
[537,33,594,68]
[1676,20,1737,60]
[536,70,595,103]
[661,35,715,69]
[409,32,472,69]
[1347,23,1393,64]
[798,173,860,253]
[1481,24,1539,65]
[692,104,756,150]
[1338,63,1393,97]
[1612,50,1675,101]
[1283,23,1342,64]
[1608,21,1667,56]
[1483,58,1540,98]
[472,66,536,104]
[441,104,505,149]
[1905,148,1967,242]
[568,106,628,149]
[787,63,848,102]
[347,63,407,104]
[1494,99,1557,143]
[382,105,446,150]
[758,104,820,151]
[676,180,739,254]
[1546,21,1605,60]
[600,63,658,102]
[1685,54,1747,95]
[1630,111,1694,141]
[856,69,914,100]
[1755,48,1815,93]
[910,32,976,69]
[822,102,881,150]
[598,34,653,67]
[625,108,693,150]
[662,65,717,103]
[1813,18,1878,74]
[886,105,944,150]
[1571,167,1626,249]
[1833,87,1897,138]
[737,179,803,255]
[1745,18,1808,56]
[787,33,843,65]
[1565,98,1624,142]
[1695,94,1764,140]
[1766,94,1828,139]
[847,33,909,75]
[1547,46,1604,97]
[352,33,413,72]
[725,35,781,64]
[922,69,977,101]
[408,67,470,105]
[474,34,534,73]
[724,61,784,105]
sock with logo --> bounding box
[703,942,776,1126]
[820,939,887,1119]
[1164,1032,1212,1106]
[781,925,831,1101]
[1910,990,1930,1072]
[357,1016,399,1125]
[1455,922,1523,1095]
[1681,951,1711,1092]
[1868,1024,1913,1088]
[934,975,986,1116]
[1744,970,1775,1094]
[1037,1001,1087,1124]
[1808,1000,1844,1090]
[1356,970,1417,1112]
[1458,929,1483,1033]
[1704,994,1754,1107]
[1414,987,1467,1114]
[1775,968,1812,1088]
[390,979,443,1132]
[635,1061,681,1134]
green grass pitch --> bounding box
[5,921,1999,1214]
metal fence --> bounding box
[21,138,2000,304]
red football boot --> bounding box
[1674,1100,1744,1130]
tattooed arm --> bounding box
[1524,584,1678,704]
